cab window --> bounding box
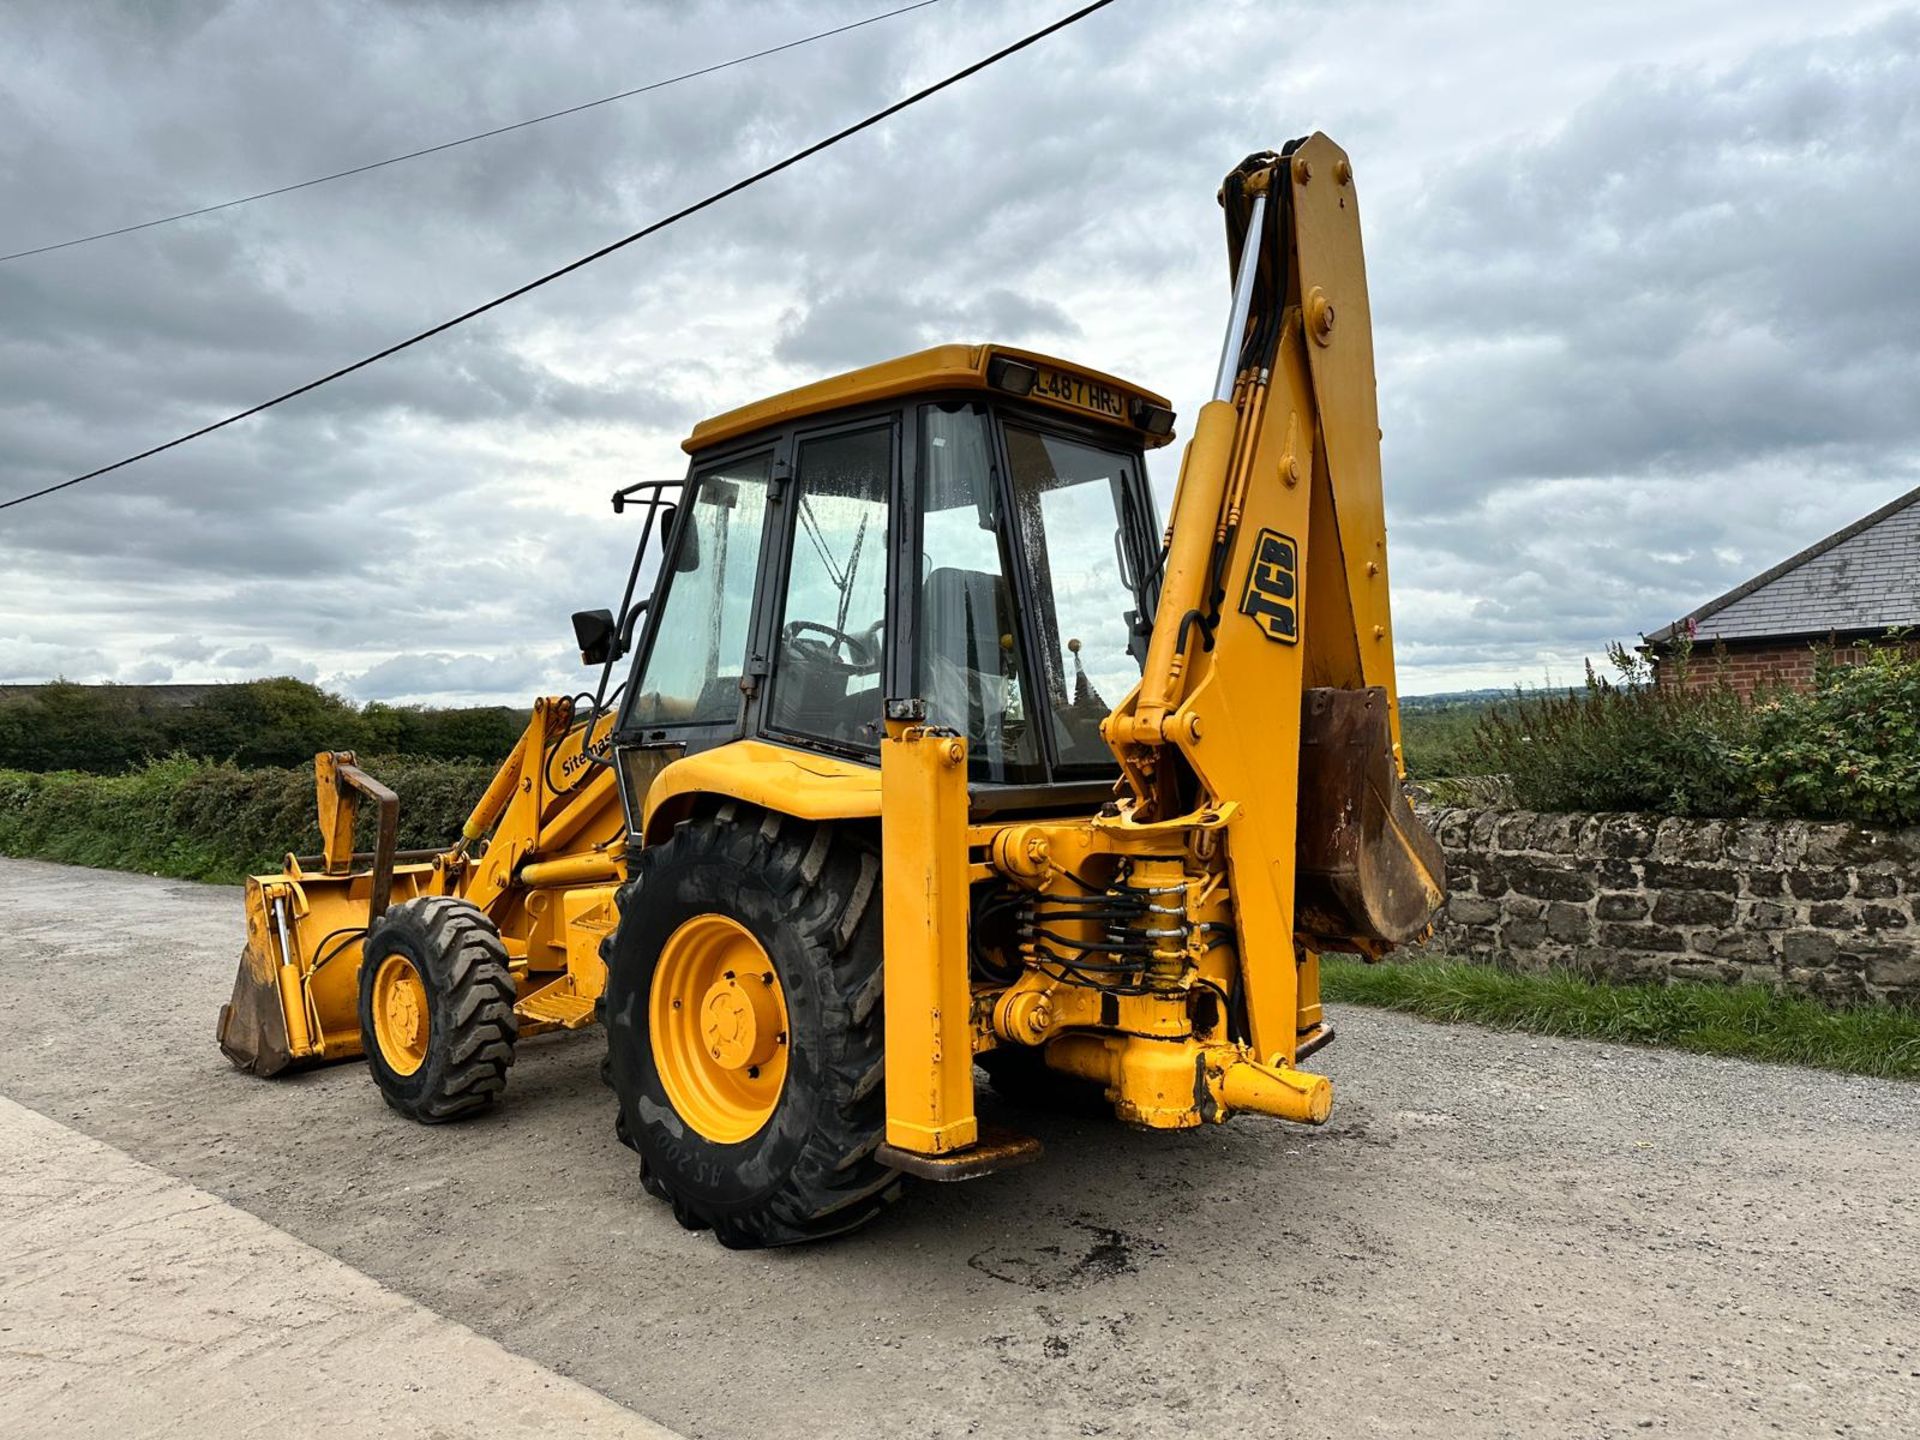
[1001,426,1145,769]
[629,452,771,728]
[915,403,1042,783]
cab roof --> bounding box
[682,343,1177,455]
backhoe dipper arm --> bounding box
[1102,134,1444,1058]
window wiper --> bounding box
[834,511,871,634]
[798,495,846,589]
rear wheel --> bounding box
[359,896,517,1123]
[603,805,900,1247]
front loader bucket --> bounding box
[218,751,448,1078]
[216,857,440,1077]
[217,935,297,1077]
[216,873,336,1077]
[1295,686,1447,954]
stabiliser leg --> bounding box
[874,707,1040,1181]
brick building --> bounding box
[1644,484,1919,693]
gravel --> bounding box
[2,855,1915,1438]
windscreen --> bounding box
[628,453,771,728]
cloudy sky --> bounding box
[2,0,1915,702]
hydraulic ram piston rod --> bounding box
[1212,191,1267,402]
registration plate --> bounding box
[1031,366,1128,422]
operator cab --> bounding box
[608,344,1176,810]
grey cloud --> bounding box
[772,284,1080,370]
[2,0,1911,700]
[212,643,273,668]
[0,636,113,683]
[156,636,215,661]
[335,646,576,704]
[1353,11,1920,668]
[1378,13,1920,504]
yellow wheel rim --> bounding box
[650,914,789,1144]
[371,952,430,1076]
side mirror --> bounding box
[571,608,617,667]
[673,514,700,573]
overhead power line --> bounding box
[0,0,1118,513]
[0,0,945,265]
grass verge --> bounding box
[1321,957,1920,1081]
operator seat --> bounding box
[922,566,1017,759]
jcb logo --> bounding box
[1239,528,1298,644]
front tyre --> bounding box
[603,805,900,1247]
[358,896,517,1123]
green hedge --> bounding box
[1398,702,1490,780]
[0,757,497,884]
[1468,638,1919,824]
[0,678,525,773]
[7,641,1913,886]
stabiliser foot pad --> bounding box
[877,1123,1043,1182]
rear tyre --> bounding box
[602,805,901,1247]
[359,896,517,1123]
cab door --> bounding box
[757,414,899,760]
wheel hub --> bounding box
[386,985,423,1048]
[650,914,790,1143]
[370,952,430,1076]
[701,971,781,1071]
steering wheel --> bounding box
[781,620,877,674]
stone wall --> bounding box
[1416,808,1920,1006]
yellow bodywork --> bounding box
[221,134,1440,1205]
[684,343,1177,455]
[641,739,879,844]
[878,720,977,1155]
[218,696,627,1074]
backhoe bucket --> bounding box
[1295,686,1447,954]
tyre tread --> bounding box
[603,807,898,1246]
[360,896,518,1124]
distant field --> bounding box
[1397,691,1498,779]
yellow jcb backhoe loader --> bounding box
[217,134,1445,1246]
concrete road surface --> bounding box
[0,856,1914,1438]
[0,1093,681,1440]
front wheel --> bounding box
[358,896,517,1123]
[602,806,900,1247]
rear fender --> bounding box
[640,740,880,847]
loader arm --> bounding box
[216,696,628,1075]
